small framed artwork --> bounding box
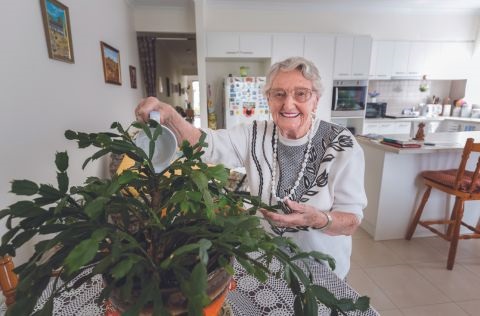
[178,83,182,96]
[100,41,121,85]
[40,0,74,63]
[129,66,137,89]
[174,83,179,93]
[166,77,170,97]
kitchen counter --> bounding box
[357,131,480,240]
[365,116,480,124]
[357,131,480,154]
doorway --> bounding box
[137,32,198,122]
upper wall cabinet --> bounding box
[370,40,473,80]
[333,36,372,79]
[426,42,473,80]
[303,34,335,121]
[206,32,272,58]
[271,34,305,64]
[391,41,427,77]
[271,34,335,121]
[369,41,395,79]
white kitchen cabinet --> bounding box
[369,41,395,79]
[270,34,335,121]
[363,121,412,135]
[206,32,272,58]
[391,42,426,77]
[363,122,381,135]
[410,120,441,135]
[374,40,472,80]
[438,42,473,80]
[333,36,372,79]
[304,34,335,121]
[271,34,304,64]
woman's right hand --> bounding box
[135,97,176,124]
[134,97,202,146]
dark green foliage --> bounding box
[0,121,369,315]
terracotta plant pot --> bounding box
[108,265,233,315]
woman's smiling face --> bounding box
[267,70,319,139]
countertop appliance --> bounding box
[366,102,387,118]
[224,76,270,128]
[332,80,367,117]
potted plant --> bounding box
[0,120,369,315]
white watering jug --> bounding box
[135,111,178,173]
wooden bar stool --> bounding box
[406,138,480,270]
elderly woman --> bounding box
[135,57,367,279]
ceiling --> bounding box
[129,0,480,12]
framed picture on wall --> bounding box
[178,83,182,96]
[129,66,137,89]
[100,41,121,85]
[166,77,170,97]
[174,83,179,93]
[40,0,75,63]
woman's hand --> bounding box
[261,199,323,228]
[135,97,177,124]
[260,199,360,236]
[134,96,202,146]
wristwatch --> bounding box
[312,211,333,231]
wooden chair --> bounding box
[0,255,18,306]
[406,138,480,269]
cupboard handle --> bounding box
[241,51,254,54]
[226,51,238,54]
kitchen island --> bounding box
[357,131,480,240]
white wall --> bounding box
[133,4,196,33]
[0,0,143,264]
[465,52,480,105]
[205,5,478,41]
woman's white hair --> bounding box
[263,56,324,97]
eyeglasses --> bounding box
[267,88,315,103]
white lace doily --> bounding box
[18,253,378,316]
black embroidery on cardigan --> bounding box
[269,124,277,204]
[251,121,263,198]
[262,121,273,180]
[270,121,354,235]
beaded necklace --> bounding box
[271,116,315,202]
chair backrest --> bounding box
[0,255,18,306]
[455,138,480,193]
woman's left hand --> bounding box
[260,199,324,228]
[260,199,361,236]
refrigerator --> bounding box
[224,76,270,128]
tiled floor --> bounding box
[347,228,480,315]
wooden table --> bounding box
[1,254,379,315]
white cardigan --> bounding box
[201,119,367,279]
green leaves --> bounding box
[0,120,371,315]
[84,197,108,219]
[55,151,69,172]
[11,180,38,196]
[111,256,141,279]
[64,228,109,274]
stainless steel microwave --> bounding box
[331,80,367,117]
